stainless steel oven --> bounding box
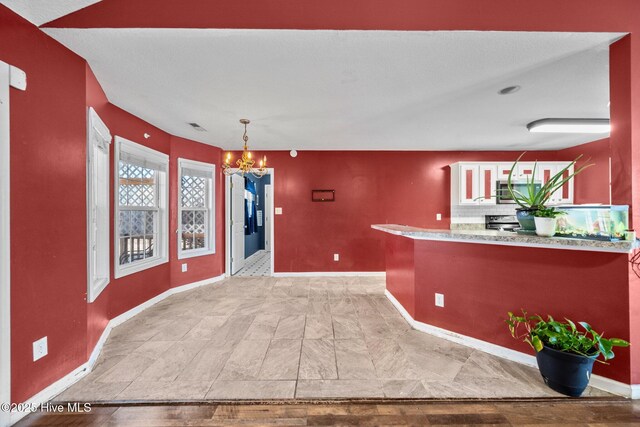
[496,181,541,204]
[485,215,520,232]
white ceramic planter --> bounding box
[534,217,557,237]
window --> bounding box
[178,159,215,259]
[87,108,111,302]
[115,136,168,278]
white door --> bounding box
[230,174,245,274]
[264,184,272,252]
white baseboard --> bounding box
[632,385,640,399]
[8,362,90,425]
[384,289,638,399]
[9,274,225,426]
[272,271,386,277]
[589,375,639,399]
[87,274,225,369]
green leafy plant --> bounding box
[533,207,566,218]
[507,310,630,363]
[503,153,593,210]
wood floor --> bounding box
[16,398,640,426]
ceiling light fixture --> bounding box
[222,119,267,178]
[527,118,610,134]
[498,85,521,95]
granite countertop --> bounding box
[372,224,638,253]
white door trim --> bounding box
[86,107,112,303]
[224,168,275,276]
[264,184,272,252]
[1,60,26,427]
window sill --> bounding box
[178,249,215,260]
[88,277,110,303]
[114,256,168,279]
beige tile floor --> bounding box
[55,276,608,401]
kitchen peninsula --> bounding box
[373,223,638,388]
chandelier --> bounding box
[222,119,267,178]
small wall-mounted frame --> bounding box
[312,189,335,202]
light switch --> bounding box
[275,207,283,215]
[181,263,188,272]
[334,253,339,261]
[436,213,442,221]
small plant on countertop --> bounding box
[533,207,566,218]
[506,310,630,362]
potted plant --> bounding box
[533,207,565,237]
[504,153,592,231]
[507,311,630,397]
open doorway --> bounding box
[225,169,274,277]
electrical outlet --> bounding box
[275,207,283,215]
[181,263,188,272]
[33,336,48,361]
[334,253,339,261]
[436,213,442,221]
[435,293,445,307]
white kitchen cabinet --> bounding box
[546,162,574,205]
[516,162,537,180]
[478,164,497,205]
[450,163,496,205]
[497,163,516,181]
[458,164,479,204]
[450,161,574,206]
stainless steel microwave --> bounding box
[496,181,541,204]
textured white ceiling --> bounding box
[1,0,102,26]
[43,29,621,151]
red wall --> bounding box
[85,65,172,356]
[3,0,640,403]
[629,259,640,384]
[2,8,227,403]
[169,136,225,287]
[557,138,611,205]
[237,150,566,273]
[385,235,416,318]
[45,0,640,33]
[385,234,632,383]
[2,7,90,403]
[85,73,226,359]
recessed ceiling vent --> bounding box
[498,85,521,95]
[188,122,207,132]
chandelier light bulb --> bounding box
[221,119,268,178]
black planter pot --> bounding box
[536,346,597,397]
[516,208,537,231]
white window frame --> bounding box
[87,108,111,302]
[178,158,216,259]
[114,136,169,278]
